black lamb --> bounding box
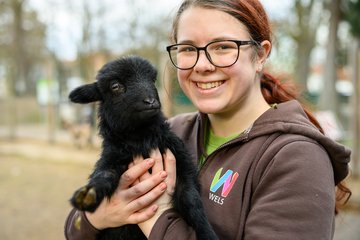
[68,55,217,240]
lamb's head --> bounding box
[69,55,161,133]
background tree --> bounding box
[318,0,342,112]
[285,0,324,89]
[0,0,47,139]
[1,0,47,96]
[117,0,171,68]
[344,0,360,177]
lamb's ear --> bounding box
[69,82,102,103]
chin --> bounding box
[196,104,222,114]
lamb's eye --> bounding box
[110,82,125,93]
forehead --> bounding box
[177,6,250,44]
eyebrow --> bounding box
[177,40,195,45]
[177,36,248,45]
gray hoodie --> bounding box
[65,100,350,240]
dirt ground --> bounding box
[0,139,97,240]
[1,137,360,240]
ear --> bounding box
[69,82,102,103]
[256,40,271,72]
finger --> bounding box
[128,162,140,186]
[127,205,158,224]
[118,158,155,190]
[132,155,151,182]
[138,170,151,183]
[163,149,177,194]
[122,170,167,202]
[127,181,167,213]
[151,149,164,174]
[133,154,143,165]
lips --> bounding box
[196,81,224,90]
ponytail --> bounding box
[261,72,324,133]
[260,71,351,214]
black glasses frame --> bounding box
[166,40,258,70]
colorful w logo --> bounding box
[210,168,239,197]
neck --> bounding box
[208,95,270,137]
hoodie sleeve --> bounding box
[244,140,336,240]
[64,208,99,240]
[148,209,197,239]
[64,208,197,240]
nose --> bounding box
[193,51,215,72]
[143,98,156,105]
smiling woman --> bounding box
[64,1,351,240]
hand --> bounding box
[85,157,168,230]
[135,149,177,237]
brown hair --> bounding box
[171,0,351,213]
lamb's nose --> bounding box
[143,98,156,105]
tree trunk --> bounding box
[318,0,340,112]
[5,65,17,140]
[6,0,27,139]
[350,40,360,178]
[295,39,315,90]
[12,0,27,95]
[291,0,322,90]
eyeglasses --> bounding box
[166,40,258,70]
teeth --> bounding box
[197,81,223,89]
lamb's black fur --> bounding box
[69,56,217,240]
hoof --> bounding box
[72,186,97,211]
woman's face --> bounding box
[176,7,267,115]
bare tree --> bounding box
[11,0,26,95]
[0,0,47,139]
[77,1,95,83]
[289,0,324,89]
[344,0,360,177]
[3,0,47,96]
[349,40,360,178]
[318,0,341,112]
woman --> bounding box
[65,0,351,239]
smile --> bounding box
[196,81,224,90]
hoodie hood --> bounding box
[248,100,350,185]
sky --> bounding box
[27,0,292,61]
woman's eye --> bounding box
[210,41,238,51]
[178,46,196,52]
[215,44,235,50]
[217,45,230,50]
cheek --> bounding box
[225,61,257,88]
[177,70,191,90]
[177,69,188,81]
[231,54,257,77]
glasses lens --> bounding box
[207,41,239,67]
[168,44,198,69]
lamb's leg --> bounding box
[173,180,218,240]
[172,155,218,240]
[71,169,121,212]
[71,185,97,211]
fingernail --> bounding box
[152,205,159,212]
[160,171,167,179]
[147,158,154,165]
[160,182,167,191]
